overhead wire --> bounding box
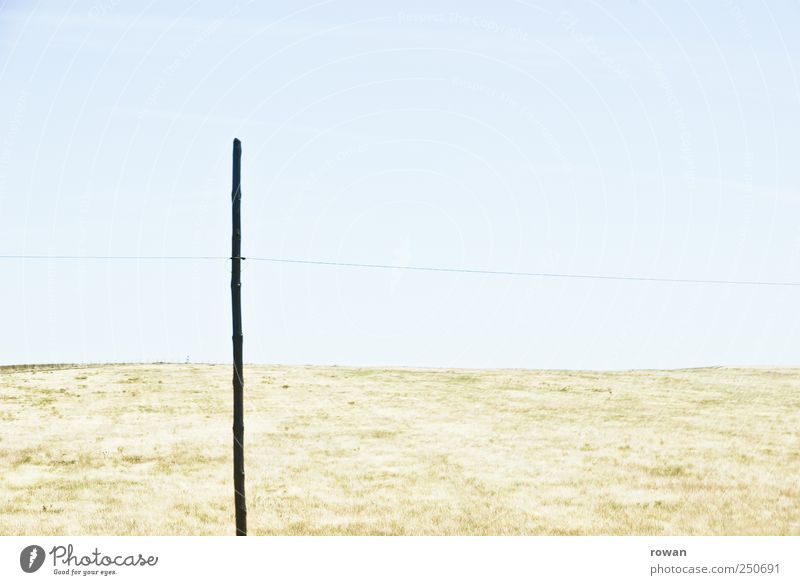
[0,254,798,287]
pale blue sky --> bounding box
[1,1,799,368]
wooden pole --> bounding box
[231,138,247,535]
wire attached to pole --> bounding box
[1,255,798,287]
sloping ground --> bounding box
[0,364,798,535]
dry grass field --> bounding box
[0,363,798,535]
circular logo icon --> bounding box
[20,545,45,573]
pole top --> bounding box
[233,138,241,152]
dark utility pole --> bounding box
[231,138,247,535]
